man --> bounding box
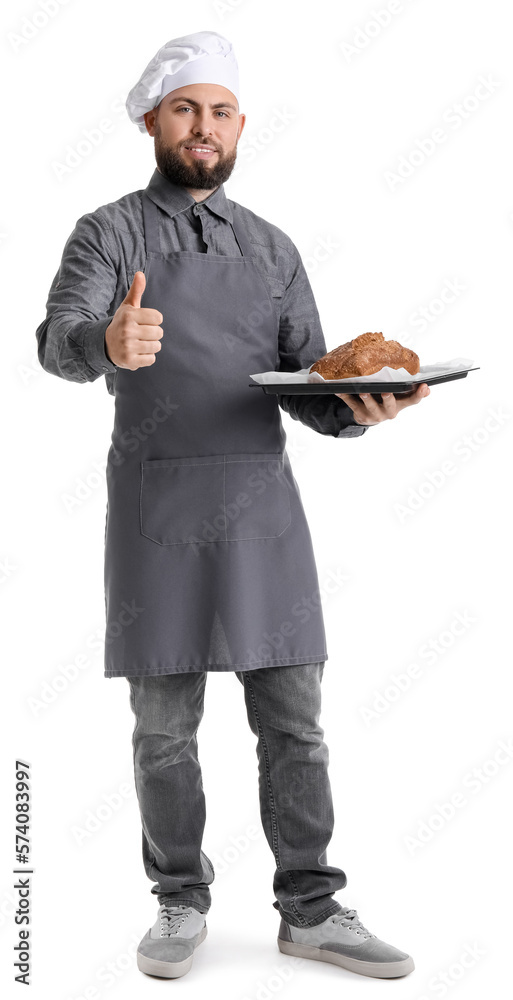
[36,30,429,982]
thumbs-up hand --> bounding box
[105,271,164,370]
[122,269,146,309]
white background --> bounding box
[1,0,512,997]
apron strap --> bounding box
[230,215,254,258]
[142,190,254,258]
[142,191,161,254]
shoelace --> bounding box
[330,907,375,939]
[159,904,194,937]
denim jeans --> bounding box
[126,661,347,927]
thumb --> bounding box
[123,270,146,308]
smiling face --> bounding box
[143,83,246,198]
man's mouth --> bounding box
[183,144,218,160]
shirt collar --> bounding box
[144,167,233,223]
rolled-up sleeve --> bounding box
[35,212,119,383]
[276,242,367,438]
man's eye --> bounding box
[176,107,228,117]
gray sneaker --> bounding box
[278,906,414,979]
[137,903,208,978]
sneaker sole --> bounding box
[277,936,414,978]
[137,924,207,978]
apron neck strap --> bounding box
[142,191,253,258]
[229,215,254,257]
[142,192,161,254]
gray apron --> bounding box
[103,192,328,676]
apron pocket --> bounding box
[224,453,291,540]
[140,456,226,546]
[139,453,291,546]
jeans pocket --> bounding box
[139,453,291,546]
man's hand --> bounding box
[335,383,430,425]
[105,271,163,370]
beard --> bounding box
[154,121,238,190]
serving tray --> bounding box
[248,368,480,396]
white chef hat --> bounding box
[126,30,240,133]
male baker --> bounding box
[36,29,429,982]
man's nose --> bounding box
[192,113,213,135]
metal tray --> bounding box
[248,367,480,397]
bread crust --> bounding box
[310,332,420,379]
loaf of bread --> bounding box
[310,332,420,379]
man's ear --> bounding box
[143,108,157,136]
[237,113,246,142]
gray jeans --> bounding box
[126,661,347,928]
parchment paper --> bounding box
[250,357,476,385]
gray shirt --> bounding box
[35,167,367,439]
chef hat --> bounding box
[126,30,240,133]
